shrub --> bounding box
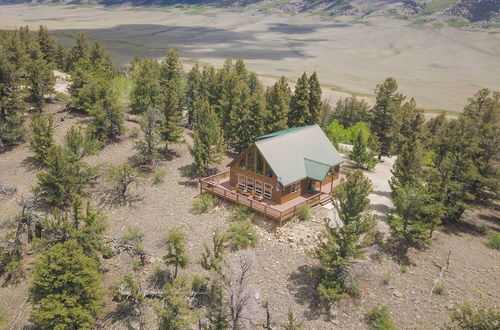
[434,284,445,295]
[367,305,396,330]
[225,221,257,250]
[296,205,311,221]
[129,126,140,138]
[486,232,500,250]
[382,272,392,285]
[447,303,500,329]
[229,205,255,222]
[152,170,166,185]
[192,194,217,214]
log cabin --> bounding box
[227,124,343,204]
[200,125,345,222]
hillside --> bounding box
[1,0,499,25]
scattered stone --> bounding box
[393,290,403,298]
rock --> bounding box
[393,290,403,298]
[288,236,295,242]
[329,308,338,319]
[331,319,339,326]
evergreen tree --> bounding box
[190,100,226,175]
[389,138,424,193]
[55,43,68,72]
[206,282,229,330]
[86,78,125,143]
[158,276,193,329]
[332,97,370,128]
[89,41,113,72]
[37,25,56,64]
[308,71,322,125]
[34,146,91,208]
[159,49,184,151]
[163,228,189,279]
[227,81,263,152]
[313,170,375,301]
[26,45,55,112]
[69,59,96,111]
[0,50,25,150]
[288,73,310,127]
[68,32,90,71]
[134,107,161,165]
[394,98,424,155]
[29,240,103,329]
[29,114,54,162]
[349,129,377,170]
[64,125,100,160]
[369,77,405,159]
[130,58,161,114]
[184,63,203,126]
[264,76,290,133]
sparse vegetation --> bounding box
[192,193,217,213]
[225,220,258,250]
[296,205,311,221]
[367,305,397,330]
[152,169,166,184]
[446,303,500,329]
[485,232,500,250]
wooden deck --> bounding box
[199,169,346,223]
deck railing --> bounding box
[199,170,336,223]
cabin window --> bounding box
[246,177,254,192]
[265,162,273,178]
[290,183,300,193]
[238,174,246,190]
[247,150,255,172]
[239,156,246,169]
[264,183,272,199]
[256,152,264,175]
[255,180,263,196]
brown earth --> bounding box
[0,101,498,329]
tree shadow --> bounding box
[441,218,489,237]
[160,148,181,161]
[371,190,392,199]
[178,163,199,188]
[286,265,327,321]
[21,155,44,172]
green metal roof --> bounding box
[255,125,342,186]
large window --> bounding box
[264,183,272,199]
[256,152,264,175]
[290,183,300,193]
[255,180,263,196]
[238,174,246,190]
[265,162,273,178]
[247,150,255,172]
[239,156,246,169]
[246,177,254,192]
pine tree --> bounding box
[227,81,263,152]
[37,25,56,64]
[68,32,90,71]
[190,100,226,175]
[134,107,161,165]
[394,98,424,155]
[313,170,375,301]
[308,71,322,125]
[163,228,189,279]
[55,43,68,72]
[159,49,184,151]
[34,146,91,208]
[86,79,125,143]
[264,76,290,133]
[206,282,229,330]
[349,129,377,170]
[26,45,55,112]
[332,97,370,128]
[64,125,100,160]
[130,58,161,115]
[89,41,113,72]
[29,114,54,162]
[29,240,103,329]
[158,275,193,329]
[288,73,310,127]
[184,63,203,126]
[0,50,25,150]
[369,77,405,159]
